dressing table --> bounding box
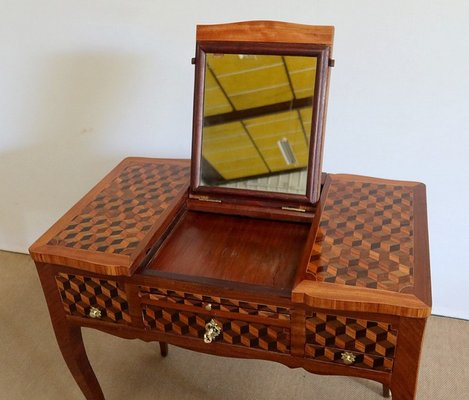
[29,21,431,400]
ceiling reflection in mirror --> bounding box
[200,53,317,195]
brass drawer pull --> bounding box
[205,303,212,311]
[89,307,102,319]
[341,352,356,365]
[204,319,221,343]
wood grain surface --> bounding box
[197,21,334,46]
[146,210,310,290]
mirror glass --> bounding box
[200,53,318,195]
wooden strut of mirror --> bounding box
[29,21,431,400]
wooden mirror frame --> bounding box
[189,21,334,220]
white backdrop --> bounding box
[1,1,468,319]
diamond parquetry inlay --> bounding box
[48,162,190,255]
[142,305,290,353]
[56,273,131,324]
[308,178,415,292]
[305,312,397,371]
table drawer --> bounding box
[304,312,397,372]
[55,273,131,324]
[305,345,394,371]
[139,286,290,321]
[142,304,290,354]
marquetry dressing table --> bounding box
[30,21,431,400]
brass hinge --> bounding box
[281,206,307,213]
[189,194,222,203]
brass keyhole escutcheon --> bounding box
[341,352,356,365]
[204,319,221,343]
[89,307,102,319]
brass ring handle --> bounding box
[341,352,356,365]
[89,307,102,319]
[204,319,221,343]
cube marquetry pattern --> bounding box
[305,345,394,372]
[305,312,397,371]
[139,287,290,320]
[56,273,131,324]
[308,179,414,292]
[143,306,290,354]
[48,162,190,255]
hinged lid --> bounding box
[189,21,334,220]
[293,174,432,318]
[29,158,190,276]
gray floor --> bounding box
[1,250,468,399]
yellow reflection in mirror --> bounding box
[201,53,317,195]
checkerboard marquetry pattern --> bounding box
[308,178,414,292]
[305,312,397,371]
[143,305,290,353]
[56,273,131,324]
[48,162,190,255]
[139,287,290,320]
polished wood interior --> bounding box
[145,210,310,291]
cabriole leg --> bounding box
[390,318,427,400]
[36,264,104,400]
[383,384,390,398]
[159,342,168,357]
[55,325,105,400]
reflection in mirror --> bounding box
[200,53,318,195]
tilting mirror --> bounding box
[201,53,317,195]
[190,38,331,210]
